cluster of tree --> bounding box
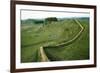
[21,17,58,25]
[21,19,44,25]
[44,17,58,24]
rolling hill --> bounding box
[21,17,89,62]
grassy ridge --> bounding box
[44,18,89,61]
[21,18,89,62]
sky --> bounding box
[21,10,90,20]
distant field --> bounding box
[21,17,89,63]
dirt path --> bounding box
[39,19,84,61]
[39,46,50,62]
[52,18,84,47]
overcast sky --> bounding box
[21,10,90,20]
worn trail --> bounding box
[38,19,84,61]
[39,46,50,62]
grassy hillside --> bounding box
[21,17,89,63]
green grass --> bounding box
[21,18,89,63]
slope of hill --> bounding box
[21,17,89,63]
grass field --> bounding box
[21,17,89,63]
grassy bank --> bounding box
[21,18,89,62]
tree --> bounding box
[44,17,58,24]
